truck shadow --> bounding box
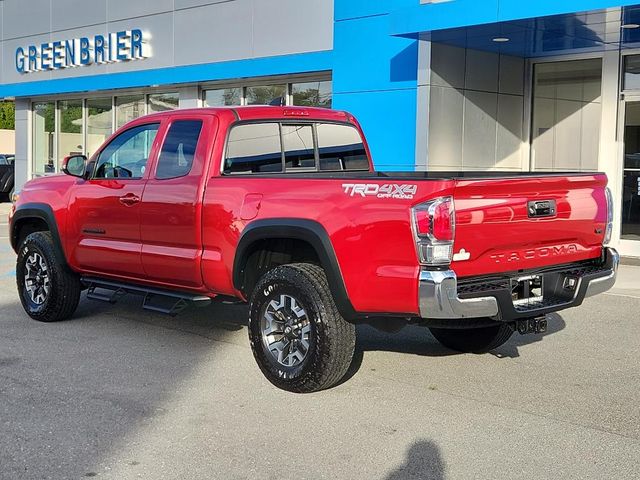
[354,312,565,358]
[490,313,565,359]
[339,313,567,383]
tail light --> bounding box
[604,187,614,245]
[412,196,455,265]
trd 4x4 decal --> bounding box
[342,183,417,199]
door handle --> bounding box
[119,194,140,206]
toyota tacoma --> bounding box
[9,106,619,392]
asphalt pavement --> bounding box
[0,201,639,480]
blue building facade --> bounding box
[1,0,640,255]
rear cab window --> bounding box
[225,123,282,174]
[224,121,369,174]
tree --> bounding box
[0,101,15,130]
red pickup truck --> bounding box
[9,106,618,393]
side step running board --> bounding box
[81,276,212,316]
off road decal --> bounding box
[342,183,418,200]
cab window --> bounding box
[94,123,159,179]
[156,120,203,179]
[316,123,369,171]
[225,123,282,174]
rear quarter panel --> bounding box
[202,176,453,315]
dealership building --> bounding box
[0,0,640,257]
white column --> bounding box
[177,86,201,109]
[14,98,30,191]
[415,34,431,171]
[598,49,622,247]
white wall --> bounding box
[0,129,15,153]
[425,43,527,171]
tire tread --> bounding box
[17,231,81,322]
[249,263,355,393]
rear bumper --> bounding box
[419,247,619,321]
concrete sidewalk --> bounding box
[610,263,640,297]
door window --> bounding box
[94,123,159,179]
[156,120,203,179]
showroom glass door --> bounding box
[620,98,640,256]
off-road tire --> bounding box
[16,231,81,322]
[429,323,514,353]
[248,263,356,393]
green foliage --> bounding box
[292,88,331,108]
[34,102,55,132]
[59,102,82,134]
[0,101,15,130]
[246,86,287,106]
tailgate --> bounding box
[451,173,608,278]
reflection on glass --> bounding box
[246,85,286,106]
[624,55,640,91]
[225,123,282,174]
[622,101,640,240]
[58,100,83,169]
[87,97,112,158]
[116,95,145,128]
[203,88,242,107]
[148,92,179,113]
[283,124,315,170]
[33,102,55,174]
[317,123,369,171]
[95,124,159,179]
[292,81,332,108]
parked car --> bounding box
[0,154,15,201]
[8,106,618,392]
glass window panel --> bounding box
[225,123,282,174]
[292,81,332,108]
[622,102,640,240]
[624,55,640,91]
[57,99,83,170]
[246,85,286,106]
[94,123,159,179]
[32,102,55,174]
[316,123,369,171]
[156,120,203,179]
[148,92,179,113]
[86,97,112,158]
[204,88,242,106]
[282,124,315,170]
[116,95,145,128]
[530,59,602,172]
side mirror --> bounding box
[62,155,88,178]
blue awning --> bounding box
[391,2,640,58]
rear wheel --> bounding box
[248,263,355,393]
[16,232,81,322]
[429,323,514,353]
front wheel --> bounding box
[429,323,514,353]
[16,232,81,322]
[248,263,356,393]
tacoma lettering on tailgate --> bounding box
[490,244,579,263]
